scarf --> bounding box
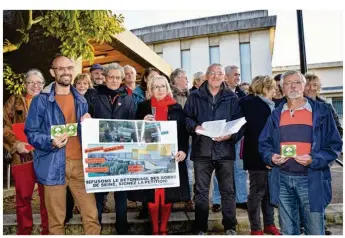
[258,95,275,112]
[25,94,33,110]
[151,95,176,121]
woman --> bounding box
[74,73,93,95]
[3,69,49,235]
[134,67,160,100]
[239,75,280,235]
[189,71,205,93]
[136,75,190,235]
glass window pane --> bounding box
[240,43,252,83]
[332,97,343,118]
[209,46,220,64]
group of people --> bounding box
[3,53,343,236]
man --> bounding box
[123,65,146,106]
[272,74,285,107]
[184,63,243,235]
[170,68,194,211]
[90,63,105,86]
[304,73,343,235]
[170,68,189,108]
[258,70,342,235]
[210,65,248,212]
[93,63,135,235]
[304,73,343,137]
[25,55,101,235]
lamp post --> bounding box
[297,10,308,74]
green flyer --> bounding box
[66,123,78,137]
[51,125,66,139]
[281,145,297,157]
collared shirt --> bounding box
[281,98,312,117]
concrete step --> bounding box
[3,204,343,235]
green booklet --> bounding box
[51,123,78,139]
[281,145,297,157]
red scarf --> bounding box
[151,95,176,121]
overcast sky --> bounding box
[113,10,343,67]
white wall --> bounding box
[219,34,240,67]
[250,30,272,77]
[189,38,209,87]
[162,41,181,70]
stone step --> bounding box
[3,204,343,235]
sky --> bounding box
[113,10,343,67]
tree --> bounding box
[3,10,125,95]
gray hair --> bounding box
[192,71,204,86]
[103,63,125,79]
[206,63,225,74]
[280,70,306,87]
[123,65,137,75]
[224,65,239,75]
[25,69,45,83]
[170,68,186,85]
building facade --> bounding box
[131,10,277,87]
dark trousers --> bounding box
[194,159,237,232]
[95,191,129,234]
[247,170,275,231]
[65,187,74,221]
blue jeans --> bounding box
[279,172,325,235]
[186,144,194,198]
[212,139,247,204]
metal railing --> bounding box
[335,159,343,167]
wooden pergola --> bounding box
[82,30,173,82]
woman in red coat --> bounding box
[136,75,190,235]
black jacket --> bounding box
[93,85,135,120]
[239,95,273,170]
[189,86,198,93]
[84,88,97,117]
[184,81,243,160]
[128,100,190,203]
[234,85,247,99]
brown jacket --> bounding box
[3,95,33,166]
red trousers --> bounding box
[11,162,49,235]
[148,188,172,235]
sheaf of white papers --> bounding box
[195,117,246,138]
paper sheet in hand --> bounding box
[195,117,246,138]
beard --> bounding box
[287,91,303,99]
[56,74,72,87]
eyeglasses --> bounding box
[206,71,224,77]
[283,81,303,87]
[106,75,122,81]
[26,81,45,87]
[152,85,167,90]
[51,66,74,72]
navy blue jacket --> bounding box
[93,85,136,120]
[258,98,343,212]
[184,81,243,160]
[25,83,88,185]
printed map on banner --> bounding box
[81,119,180,193]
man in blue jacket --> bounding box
[258,70,342,235]
[25,55,101,235]
[184,63,243,235]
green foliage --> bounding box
[3,64,25,95]
[39,10,125,62]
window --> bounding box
[239,43,252,83]
[209,46,220,64]
[181,50,191,77]
[332,97,343,118]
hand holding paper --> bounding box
[195,117,246,139]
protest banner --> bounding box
[81,119,180,193]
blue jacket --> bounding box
[258,98,343,212]
[24,83,88,186]
[184,81,243,160]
